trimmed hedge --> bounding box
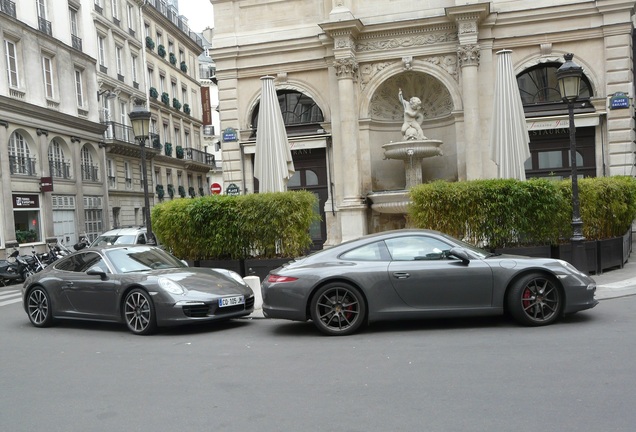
[409,177,636,249]
[151,191,318,260]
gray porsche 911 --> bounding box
[261,229,598,336]
[22,245,254,335]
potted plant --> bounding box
[167,184,175,199]
[145,36,155,50]
[178,185,186,198]
[149,87,158,99]
[188,186,196,198]
[172,98,181,110]
[183,104,190,115]
[156,184,165,200]
[199,187,205,197]
[152,136,162,150]
[169,53,177,65]
[164,142,172,156]
[157,44,166,57]
[161,92,170,105]
[180,61,188,73]
[176,145,184,159]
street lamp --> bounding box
[556,53,585,271]
[128,99,155,245]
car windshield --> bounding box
[92,235,137,247]
[105,247,186,273]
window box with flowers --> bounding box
[169,53,177,65]
[183,104,191,115]
[176,145,184,159]
[167,184,175,199]
[172,98,181,110]
[156,184,165,200]
[178,185,186,198]
[164,142,173,156]
[161,92,170,105]
[157,44,166,57]
[180,61,188,73]
[188,186,196,198]
[149,87,158,99]
[145,36,155,50]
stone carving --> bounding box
[402,56,413,70]
[334,57,359,79]
[369,71,453,121]
[359,61,394,88]
[399,88,425,140]
[457,44,480,67]
[356,32,457,52]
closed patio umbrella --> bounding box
[254,76,295,192]
[490,49,531,180]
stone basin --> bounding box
[367,190,411,214]
[382,139,443,160]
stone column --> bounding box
[334,55,367,242]
[0,121,17,245]
[36,128,54,241]
[457,44,482,180]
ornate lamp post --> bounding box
[128,99,155,245]
[556,53,585,271]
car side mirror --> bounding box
[86,266,108,280]
[447,247,470,264]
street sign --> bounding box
[210,182,222,195]
[226,183,240,196]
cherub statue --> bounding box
[399,88,426,140]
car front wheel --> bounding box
[123,289,157,335]
[507,273,562,326]
[26,287,54,328]
[310,283,366,336]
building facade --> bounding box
[210,0,635,248]
[0,0,211,256]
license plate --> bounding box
[218,295,245,307]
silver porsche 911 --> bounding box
[22,245,254,335]
[261,229,598,336]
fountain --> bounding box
[367,89,443,214]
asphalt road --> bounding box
[1,290,634,432]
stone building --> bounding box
[210,0,635,248]
[0,0,211,255]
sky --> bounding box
[178,0,215,33]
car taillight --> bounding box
[267,274,298,283]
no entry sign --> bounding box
[210,182,222,194]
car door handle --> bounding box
[392,272,410,279]
[63,282,74,287]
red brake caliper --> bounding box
[522,288,532,309]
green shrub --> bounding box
[409,177,636,248]
[152,191,318,260]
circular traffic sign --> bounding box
[210,182,222,194]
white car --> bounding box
[90,227,157,247]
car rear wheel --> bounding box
[507,273,562,326]
[310,283,366,336]
[124,289,157,335]
[26,287,54,328]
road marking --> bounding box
[0,290,22,306]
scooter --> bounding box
[0,249,22,286]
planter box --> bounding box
[244,258,293,281]
[552,241,599,275]
[493,245,551,258]
[596,229,632,274]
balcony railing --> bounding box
[102,121,134,144]
[49,160,71,179]
[0,0,16,18]
[9,156,37,176]
[81,164,99,182]
[184,148,215,167]
[146,0,203,48]
[71,35,82,52]
[38,17,52,36]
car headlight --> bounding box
[556,259,587,277]
[158,277,187,295]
